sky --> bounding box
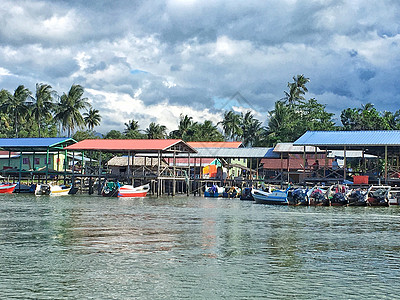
[1,0,400,134]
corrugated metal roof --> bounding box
[184,147,279,159]
[65,139,197,153]
[0,138,76,151]
[187,141,243,148]
[107,156,166,167]
[273,143,324,153]
[294,131,400,146]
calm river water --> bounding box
[1,194,400,299]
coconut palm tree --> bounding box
[284,74,310,106]
[30,83,55,137]
[54,84,90,137]
[145,122,167,139]
[124,119,140,133]
[1,85,31,137]
[84,108,102,130]
[241,111,263,147]
[219,111,243,141]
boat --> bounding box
[117,183,149,197]
[326,184,349,206]
[388,187,400,205]
[240,187,254,201]
[307,186,327,206]
[0,183,17,194]
[287,188,308,205]
[204,185,224,197]
[13,183,36,193]
[251,188,289,205]
[35,183,71,196]
[347,189,368,206]
[366,185,390,206]
[223,186,241,198]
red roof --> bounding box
[187,141,242,148]
[65,139,196,153]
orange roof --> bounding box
[187,141,242,148]
[65,139,196,153]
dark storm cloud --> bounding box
[1,0,400,133]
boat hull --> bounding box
[252,189,288,205]
[0,184,17,194]
[117,184,149,198]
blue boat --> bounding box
[251,188,289,205]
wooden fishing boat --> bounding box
[117,184,149,197]
[287,188,308,205]
[251,188,289,205]
[0,183,17,194]
[326,184,349,206]
[347,189,367,206]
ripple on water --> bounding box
[1,194,400,298]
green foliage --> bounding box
[73,130,100,141]
[340,103,398,130]
[145,122,167,139]
[104,130,124,139]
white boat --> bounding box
[117,184,150,197]
[35,183,71,196]
[251,188,289,205]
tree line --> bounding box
[2,76,400,146]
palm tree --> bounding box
[124,119,140,133]
[241,111,263,147]
[284,74,310,106]
[145,122,167,139]
[193,120,224,141]
[84,108,102,130]
[30,83,55,137]
[54,84,90,137]
[1,85,31,137]
[219,111,243,140]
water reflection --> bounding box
[1,194,400,298]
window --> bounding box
[23,158,29,164]
[34,158,40,165]
[45,158,51,164]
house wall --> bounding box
[0,153,67,171]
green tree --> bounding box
[1,85,31,137]
[219,111,243,140]
[145,122,167,139]
[55,84,90,137]
[284,74,310,106]
[73,130,100,141]
[189,120,224,141]
[104,130,124,139]
[30,83,55,137]
[240,111,264,147]
[84,108,102,130]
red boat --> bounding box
[0,183,17,194]
[118,184,150,197]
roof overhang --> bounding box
[65,139,197,154]
[0,138,76,152]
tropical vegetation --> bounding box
[2,75,400,146]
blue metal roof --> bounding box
[294,131,400,146]
[0,138,76,150]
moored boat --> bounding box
[252,188,289,205]
[35,183,71,196]
[204,185,224,197]
[366,185,390,207]
[118,184,149,197]
[240,187,254,201]
[0,183,17,194]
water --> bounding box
[1,194,400,299]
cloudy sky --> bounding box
[1,0,400,134]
